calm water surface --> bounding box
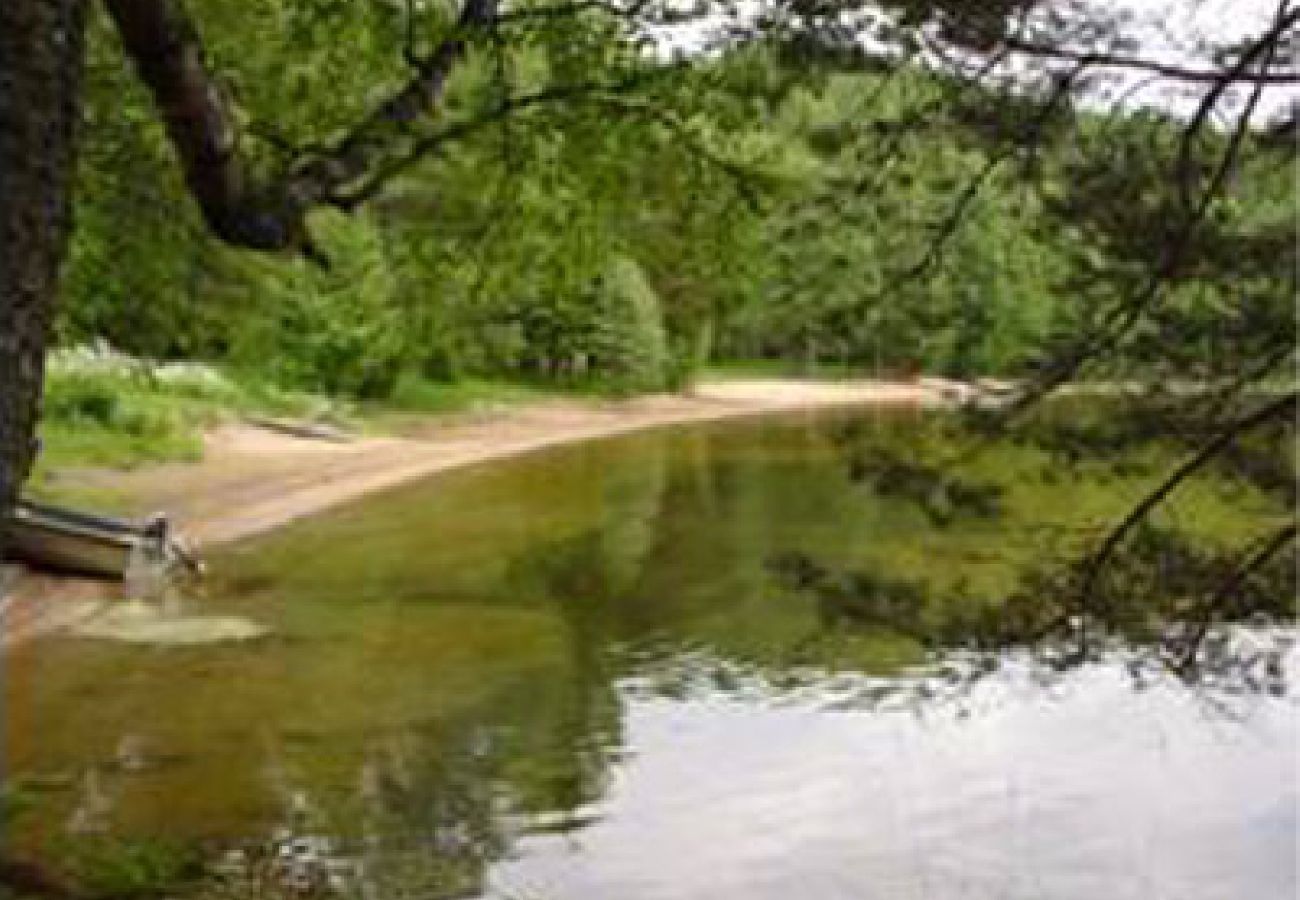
[5,410,1296,898]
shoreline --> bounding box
[2,378,958,646]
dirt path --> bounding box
[3,378,954,646]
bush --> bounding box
[587,255,670,392]
[44,375,120,426]
[36,344,250,470]
[223,210,409,400]
[436,254,672,393]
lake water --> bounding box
[5,410,1296,898]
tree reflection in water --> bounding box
[3,409,1292,899]
[774,401,1296,695]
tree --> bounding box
[0,0,609,536]
[1,0,87,545]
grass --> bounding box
[383,372,563,415]
[25,354,344,507]
[34,369,299,469]
[702,358,870,381]
[368,371,651,433]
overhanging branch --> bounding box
[332,70,673,209]
[104,0,500,256]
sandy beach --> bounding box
[3,378,958,646]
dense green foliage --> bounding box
[62,6,734,396]
[59,9,1292,401]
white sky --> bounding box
[1092,0,1282,48]
[1074,0,1297,118]
[654,0,1297,120]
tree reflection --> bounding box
[4,412,1292,899]
[774,403,1295,693]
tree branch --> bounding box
[899,62,1082,280]
[104,0,500,256]
[1171,522,1297,676]
[1007,47,1277,418]
[1078,391,1298,604]
[332,71,669,210]
[102,0,257,245]
[495,0,654,25]
[1001,33,1300,86]
[1176,0,1293,211]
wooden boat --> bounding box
[5,500,201,579]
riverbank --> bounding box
[3,378,958,647]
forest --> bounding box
[54,3,1293,404]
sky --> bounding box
[1082,0,1297,117]
[654,0,1297,120]
[1096,0,1282,48]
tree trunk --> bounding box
[0,0,87,551]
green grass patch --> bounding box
[370,372,635,432]
[703,358,869,381]
[383,372,562,415]
[37,372,214,471]
[30,354,344,477]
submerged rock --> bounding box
[71,600,268,645]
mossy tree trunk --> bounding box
[0,0,87,550]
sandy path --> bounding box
[3,379,951,646]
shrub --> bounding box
[44,374,120,427]
[224,210,409,400]
[587,255,670,392]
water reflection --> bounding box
[3,411,1295,898]
[493,651,1298,900]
